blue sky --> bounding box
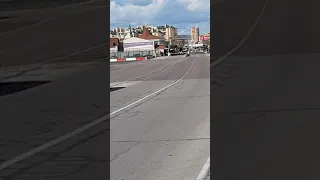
[110,0,210,35]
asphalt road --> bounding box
[0,54,209,179]
[211,0,320,179]
[0,0,108,66]
[110,54,210,180]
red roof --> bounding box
[138,29,161,40]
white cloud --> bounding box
[110,0,210,35]
[176,0,210,12]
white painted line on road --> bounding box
[211,0,269,67]
[126,56,187,81]
[141,62,177,81]
[196,156,210,180]
[110,61,148,72]
[110,56,172,73]
[111,56,188,87]
[110,56,197,116]
[110,81,140,88]
[0,55,198,171]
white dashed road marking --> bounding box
[0,55,199,171]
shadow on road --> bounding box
[110,87,125,92]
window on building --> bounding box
[113,43,116,47]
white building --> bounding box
[123,37,155,51]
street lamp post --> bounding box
[187,38,190,55]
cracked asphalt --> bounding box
[110,54,210,180]
[0,54,209,179]
[211,0,320,179]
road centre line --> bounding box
[0,55,199,171]
[196,156,210,180]
[141,57,188,81]
[110,58,169,73]
[111,56,188,86]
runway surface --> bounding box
[0,1,211,179]
[0,54,209,179]
[211,0,320,179]
[110,54,210,180]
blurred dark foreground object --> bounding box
[0,0,90,11]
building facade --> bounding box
[165,27,175,45]
[111,24,178,46]
[123,37,154,51]
[110,37,119,52]
[191,26,200,42]
[175,35,191,47]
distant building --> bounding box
[111,24,178,45]
[139,28,161,40]
[110,37,119,52]
[152,31,165,39]
[138,28,167,46]
[122,36,157,56]
[155,45,167,56]
[157,24,177,43]
[191,26,200,42]
[199,31,210,46]
[136,25,159,36]
[166,28,175,44]
[110,26,139,41]
[123,37,154,52]
[175,35,191,47]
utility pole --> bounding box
[168,37,171,56]
[187,36,191,55]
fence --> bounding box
[110,50,156,58]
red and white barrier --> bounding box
[110,57,147,62]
